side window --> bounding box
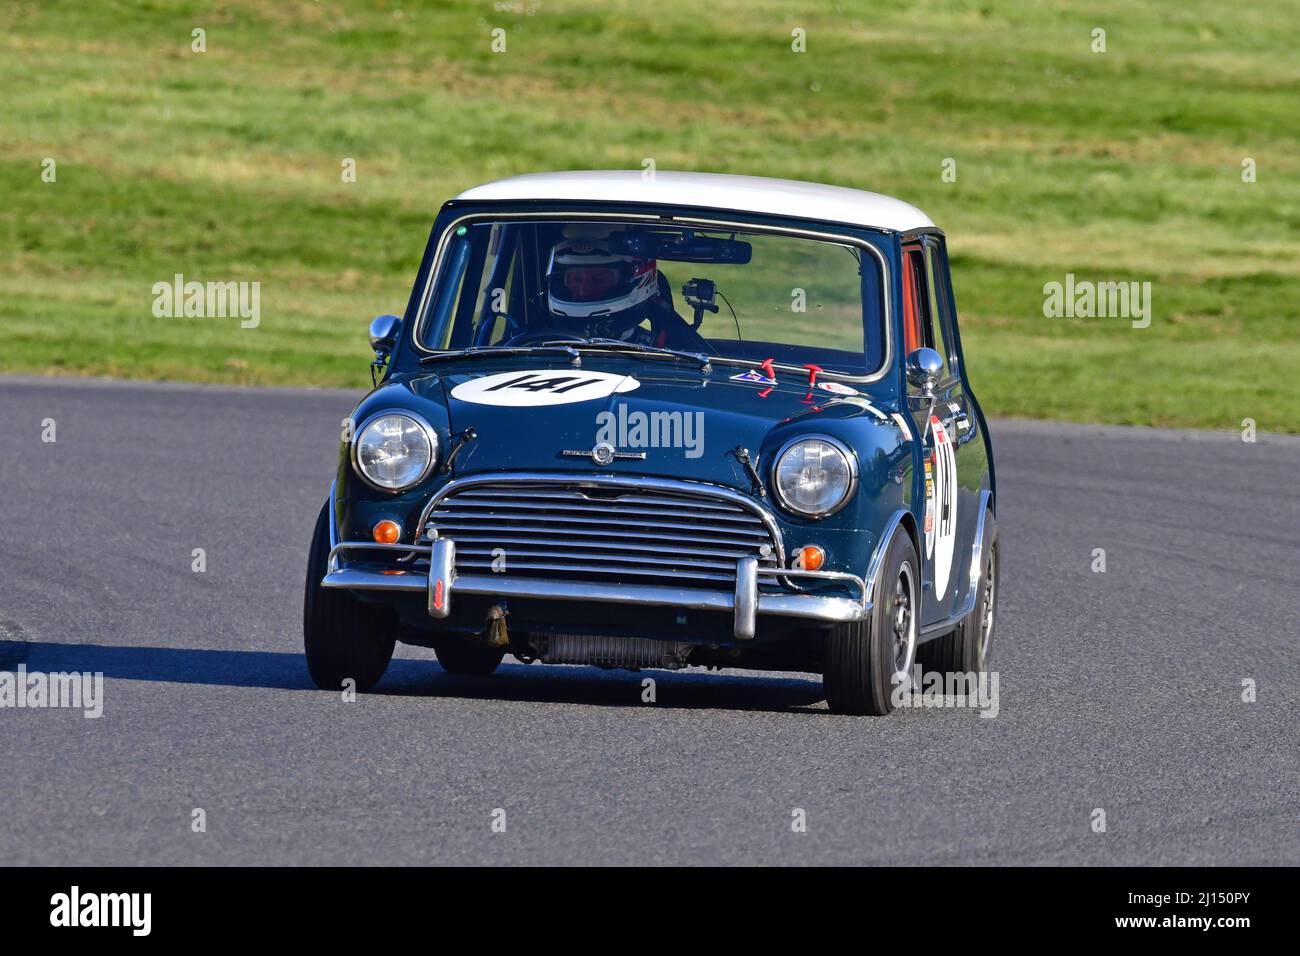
[901,246,927,357]
[903,243,951,380]
[482,252,519,345]
[473,225,506,318]
[472,225,509,344]
[438,241,478,350]
[924,241,957,373]
[426,223,533,350]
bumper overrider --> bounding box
[321,473,875,641]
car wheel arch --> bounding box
[897,510,923,587]
[863,507,923,606]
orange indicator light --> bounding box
[790,546,821,567]
[794,545,826,571]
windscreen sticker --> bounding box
[818,381,859,396]
[730,369,778,386]
[450,370,640,407]
[924,458,934,538]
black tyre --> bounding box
[823,528,920,716]
[303,502,396,691]
[917,511,998,676]
[433,637,505,675]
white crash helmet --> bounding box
[546,230,659,321]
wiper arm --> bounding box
[548,338,712,373]
[420,345,581,365]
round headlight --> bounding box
[353,413,437,491]
[773,437,856,518]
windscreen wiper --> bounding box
[419,345,581,365]
[548,338,712,373]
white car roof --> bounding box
[454,170,936,233]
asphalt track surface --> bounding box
[0,376,1296,866]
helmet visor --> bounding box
[555,264,622,302]
[547,259,655,309]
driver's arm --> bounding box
[649,297,710,351]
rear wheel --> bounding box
[823,528,919,715]
[918,512,998,676]
[303,502,396,691]
[433,638,505,675]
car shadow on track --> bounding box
[2,640,316,690]
[376,661,828,713]
[1,641,828,714]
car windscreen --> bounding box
[416,218,886,377]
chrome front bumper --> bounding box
[322,540,871,640]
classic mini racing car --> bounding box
[304,171,997,715]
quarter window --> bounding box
[925,241,958,373]
[903,243,950,380]
[901,247,927,357]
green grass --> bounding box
[2,0,1297,430]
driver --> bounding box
[544,227,697,348]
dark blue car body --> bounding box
[305,172,997,714]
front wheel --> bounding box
[303,502,396,691]
[823,528,920,715]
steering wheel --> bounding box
[501,329,588,347]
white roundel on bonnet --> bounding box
[450,369,640,407]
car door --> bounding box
[902,238,979,626]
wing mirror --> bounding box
[905,347,943,398]
[369,314,402,358]
[368,314,402,385]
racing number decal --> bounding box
[449,369,640,407]
[925,416,958,599]
[486,373,599,394]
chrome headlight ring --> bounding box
[771,434,858,519]
[350,411,439,493]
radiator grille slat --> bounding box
[453,488,749,513]
[457,559,736,582]
[432,500,762,525]
[428,524,767,549]
[428,512,769,537]
[453,537,754,560]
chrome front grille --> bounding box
[419,476,783,589]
